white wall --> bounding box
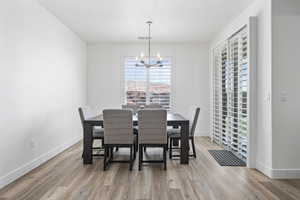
[209,0,273,176]
[272,0,300,178]
[87,43,210,136]
[0,0,87,188]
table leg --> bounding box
[180,121,189,164]
[83,123,93,164]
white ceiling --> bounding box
[39,0,254,43]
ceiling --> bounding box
[39,0,254,43]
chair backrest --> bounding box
[144,103,162,109]
[103,109,134,144]
[78,106,95,128]
[145,103,163,109]
[122,103,139,113]
[138,109,167,144]
[189,107,201,136]
[78,107,85,127]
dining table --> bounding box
[83,112,190,164]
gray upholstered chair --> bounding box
[78,107,104,157]
[138,109,167,170]
[144,103,162,109]
[122,103,140,113]
[103,109,137,171]
[122,103,139,144]
[141,103,163,152]
[168,107,200,159]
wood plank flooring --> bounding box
[1,137,300,200]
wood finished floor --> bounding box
[1,137,300,200]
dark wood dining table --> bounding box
[83,112,190,164]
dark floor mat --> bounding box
[208,150,246,167]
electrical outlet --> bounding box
[280,91,288,102]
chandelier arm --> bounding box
[136,63,162,68]
[148,63,161,68]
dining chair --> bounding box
[168,107,200,159]
[141,103,163,152]
[138,109,167,170]
[122,103,140,113]
[121,104,139,151]
[103,109,137,171]
[78,107,104,157]
[144,103,162,109]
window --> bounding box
[124,57,171,109]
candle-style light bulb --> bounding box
[157,53,162,61]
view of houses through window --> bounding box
[124,57,171,109]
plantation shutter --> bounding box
[212,26,249,162]
[212,43,227,145]
[149,59,171,109]
[124,57,147,106]
[124,57,172,109]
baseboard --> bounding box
[255,161,300,179]
[270,169,300,179]
[255,160,272,178]
[0,136,82,189]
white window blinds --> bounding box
[124,57,172,109]
[212,43,226,146]
[125,58,147,106]
[212,27,249,162]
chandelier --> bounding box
[135,21,163,68]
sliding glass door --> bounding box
[212,27,249,162]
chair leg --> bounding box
[169,138,173,159]
[134,142,137,160]
[106,146,109,157]
[136,135,139,152]
[115,147,119,151]
[135,142,138,153]
[103,147,107,171]
[143,146,146,152]
[129,145,133,171]
[134,144,136,159]
[139,144,142,171]
[191,138,196,158]
[109,147,114,161]
[167,137,169,150]
[163,145,167,170]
